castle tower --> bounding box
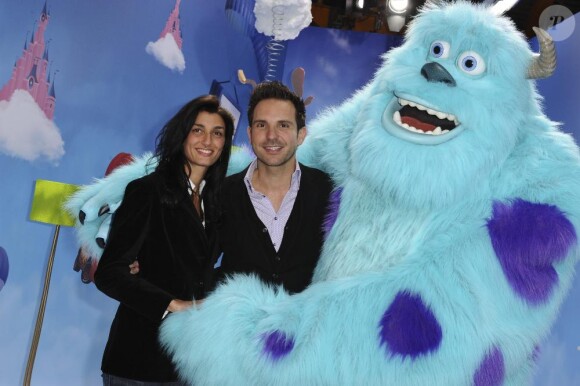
[0,1,56,120]
[160,0,183,49]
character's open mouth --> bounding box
[393,98,459,135]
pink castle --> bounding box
[0,1,56,120]
[160,0,183,49]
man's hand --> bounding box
[129,260,140,275]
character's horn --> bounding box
[527,27,556,79]
[237,69,257,89]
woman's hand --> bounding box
[167,299,193,312]
[167,299,205,313]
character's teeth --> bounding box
[393,99,457,135]
[399,98,457,122]
[399,98,412,107]
[393,110,402,124]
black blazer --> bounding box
[94,171,217,382]
[217,164,333,293]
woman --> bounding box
[94,95,234,385]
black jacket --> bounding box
[94,171,217,382]
[217,164,333,293]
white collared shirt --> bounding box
[244,160,301,252]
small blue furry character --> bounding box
[68,2,579,385]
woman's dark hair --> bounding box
[152,95,234,221]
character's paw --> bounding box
[65,152,155,257]
[72,247,98,283]
[487,198,577,304]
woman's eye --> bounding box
[457,51,486,75]
[429,41,450,59]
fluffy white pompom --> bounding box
[254,0,312,41]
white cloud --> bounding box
[254,0,312,40]
[327,29,352,54]
[0,90,65,163]
[316,56,339,78]
[145,33,186,73]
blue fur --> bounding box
[159,2,580,384]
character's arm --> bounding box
[297,84,373,185]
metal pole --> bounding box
[23,225,60,386]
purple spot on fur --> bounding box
[379,291,442,358]
[487,199,576,305]
[474,346,504,386]
[262,330,294,360]
[323,187,343,239]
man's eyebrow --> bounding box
[252,119,293,124]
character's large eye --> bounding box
[429,41,450,59]
[457,51,486,75]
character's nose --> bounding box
[421,62,456,87]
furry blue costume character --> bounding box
[67,2,580,384]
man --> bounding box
[216,81,333,293]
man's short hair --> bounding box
[247,81,306,130]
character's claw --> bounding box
[96,237,106,249]
[98,204,110,217]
